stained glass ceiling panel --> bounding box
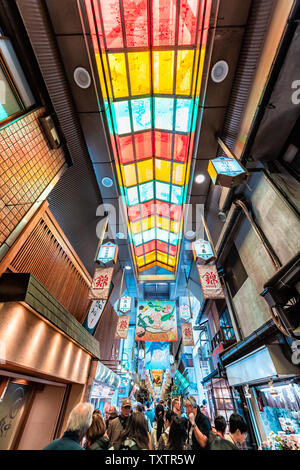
[83,0,212,274]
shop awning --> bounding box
[226,345,300,387]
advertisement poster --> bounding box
[115,315,130,339]
[135,300,178,341]
[152,369,163,388]
[197,264,225,299]
[89,267,114,300]
[181,322,194,346]
[82,299,106,335]
[145,342,170,370]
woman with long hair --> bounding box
[85,409,109,450]
[113,411,150,450]
[157,409,176,450]
[167,416,190,450]
[151,404,165,450]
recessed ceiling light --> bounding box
[125,265,131,270]
[185,230,195,239]
[116,232,125,239]
[101,177,113,188]
[195,174,205,184]
[73,67,91,89]
[211,60,229,83]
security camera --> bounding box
[218,210,227,222]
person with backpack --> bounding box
[150,404,165,450]
[84,409,110,450]
[110,411,150,450]
[157,409,176,450]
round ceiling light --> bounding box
[73,67,91,89]
[211,60,229,83]
[185,230,195,239]
[116,232,125,239]
[195,174,205,184]
[101,177,113,188]
[125,265,131,270]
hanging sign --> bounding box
[152,369,163,388]
[192,239,215,263]
[179,304,191,321]
[208,156,248,188]
[135,300,178,342]
[145,342,170,370]
[181,322,194,347]
[89,266,114,300]
[82,299,106,334]
[197,264,225,299]
[96,242,118,265]
[119,295,132,313]
[115,315,130,339]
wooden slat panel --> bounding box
[3,204,92,322]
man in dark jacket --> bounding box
[43,402,94,450]
[185,396,211,451]
[107,398,132,448]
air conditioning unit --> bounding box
[40,115,61,149]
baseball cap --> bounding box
[122,398,132,407]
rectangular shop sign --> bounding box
[197,264,225,299]
[82,299,107,334]
[119,295,132,313]
[145,342,170,370]
[192,238,215,263]
[211,343,224,370]
[96,242,118,265]
[115,315,130,339]
[208,156,248,188]
[135,300,178,342]
[181,322,194,347]
[89,266,114,300]
[179,304,191,321]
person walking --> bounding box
[85,409,109,450]
[43,402,94,450]
[150,404,165,450]
[107,398,132,448]
[185,396,211,451]
[165,416,190,450]
[157,409,176,450]
[135,403,152,433]
[111,412,150,450]
[145,401,155,427]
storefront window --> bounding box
[255,382,300,445]
[0,58,23,123]
[0,378,32,450]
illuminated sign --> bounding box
[97,242,118,265]
[119,295,132,313]
[208,156,248,188]
[192,238,215,263]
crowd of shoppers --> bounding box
[43,396,248,451]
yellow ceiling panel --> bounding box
[137,158,153,183]
[155,158,171,182]
[121,163,137,187]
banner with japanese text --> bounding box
[82,300,106,334]
[89,267,114,300]
[197,264,225,299]
[181,322,194,346]
[115,315,130,339]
